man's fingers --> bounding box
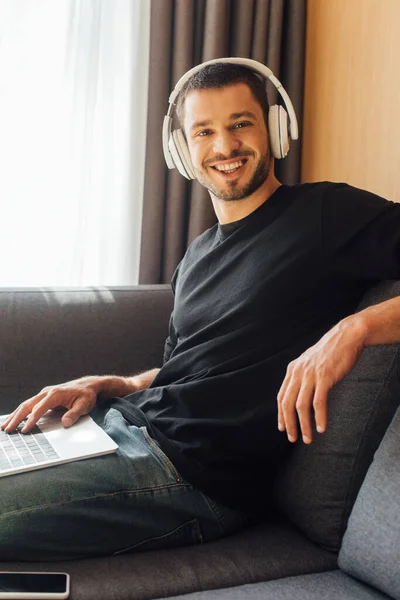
[280,376,301,443]
[277,365,295,431]
[2,394,46,432]
[295,377,315,444]
[1,409,27,432]
[277,384,287,431]
[278,361,328,444]
[61,396,94,427]
[1,381,99,434]
[20,394,63,432]
[313,383,328,434]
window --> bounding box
[0,0,150,286]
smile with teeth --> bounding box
[213,160,246,174]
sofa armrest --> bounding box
[0,285,173,413]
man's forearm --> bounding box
[91,368,161,400]
[354,296,400,346]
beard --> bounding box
[195,149,271,201]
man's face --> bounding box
[183,83,272,201]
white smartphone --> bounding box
[0,572,70,599]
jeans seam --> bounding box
[0,483,192,519]
[202,495,229,532]
[140,426,183,482]
[113,517,204,555]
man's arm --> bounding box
[1,368,160,433]
[277,296,400,444]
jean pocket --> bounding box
[113,517,203,555]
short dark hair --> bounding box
[175,62,270,131]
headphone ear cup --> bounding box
[268,105,290,159]
[170,129,196,180]
[168,130,189,179]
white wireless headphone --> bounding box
[162,57,299,180]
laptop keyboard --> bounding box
[0,422,60,471]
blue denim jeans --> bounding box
[0,406,246,561]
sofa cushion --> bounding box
[0,516,337,600]
[167,571,390,600]
[0,286,173,412]
[338,405,400,600]
[274,280,400,552]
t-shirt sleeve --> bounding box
[322,183,400,280]
[163,263,180,364]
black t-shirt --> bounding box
[111,182,400,512]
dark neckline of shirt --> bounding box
[217,184,288,240]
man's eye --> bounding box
[197,130,212,137]
[233,121,251,129]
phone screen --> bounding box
[0,572,68,594]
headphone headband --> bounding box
[168,57,298,140]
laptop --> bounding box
[0,410,118,477]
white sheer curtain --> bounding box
[0,0,150,286]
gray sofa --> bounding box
[0,281,399,600]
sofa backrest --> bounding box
[274,280,400,552]
[0,286,173,412]
[338,404,400,600]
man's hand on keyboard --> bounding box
[0,376,101,433]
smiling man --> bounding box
[1,59,400,561]
[183,84,274,207]
[180,80,277,216]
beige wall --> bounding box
[302,0,400,202]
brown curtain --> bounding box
[139,0,307,284]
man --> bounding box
[1,60,400,560]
